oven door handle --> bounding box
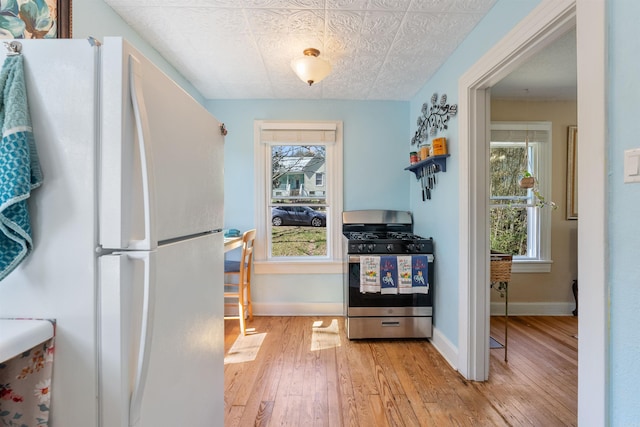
[381,321,401,327]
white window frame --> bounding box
[253,120,343,274]
[315,172,324,187]
[490,121,553,273]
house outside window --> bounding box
[490,121,552,272]
[254,121,343,274]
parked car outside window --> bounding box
[271,206,326,227]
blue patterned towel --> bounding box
[0,54,42,281]
[380,256,398,295]
[411,255,429,294]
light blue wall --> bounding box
[206,99,410,233]
[408,0,541,344]
[608,1,640,424]
[205,99,409,309]
[73,0,205,104]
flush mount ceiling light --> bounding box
[290,48,332,86]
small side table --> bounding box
[490,253,513,362]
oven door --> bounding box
[346,254,434,317]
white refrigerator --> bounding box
[0,38,224,426]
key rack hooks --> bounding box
[405,154,450,178]
[405,155,450,201]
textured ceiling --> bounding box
[103,0,497,100]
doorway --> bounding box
[457,0,607,424]
[489,25,577,314]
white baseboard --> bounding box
[251,302,344,316]
[490,301,576,316]
[430,326,458,371]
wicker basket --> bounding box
[490,255,513,283]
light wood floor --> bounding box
[224,315,577,427]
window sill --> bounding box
[511,259,553,273]
[255,260,344,275]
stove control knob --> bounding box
[406,243,416,253]
[368,244,375,253]
[387,244,394,252]
[357,244,364,252]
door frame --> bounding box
[457,0,607,424]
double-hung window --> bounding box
[254,121,343,274]
[490,121,552,272]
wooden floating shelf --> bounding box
[404,154,450,179]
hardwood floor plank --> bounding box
[343,338,380,426]
[224,316,577,427]
[334,319,360,427]
[235,330,286,425]
[255,400,275,427]
[382,342,436,425]
[266,394,288,426]
[368,394,389,427]
[393,393,424,427]
[318,338,342,427]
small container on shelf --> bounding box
[432,137,447,156]
[410,151,418,164]
[419,145,430,160]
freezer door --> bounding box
[100,37,224,251]
[99,232,223,427]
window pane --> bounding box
[490,206,528,256]
[490,121,551,263]
[271,145,326,204]
[270,145,328,257]
[490,146,529,198]
[271,210,328,257]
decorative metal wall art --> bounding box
[411,93,457,145]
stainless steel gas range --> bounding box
[342,210,434,339]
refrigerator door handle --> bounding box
[128,251,156,427]
[128,54,157,250]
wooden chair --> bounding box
[224,229,256,335]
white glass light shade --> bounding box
[290,48,332,86]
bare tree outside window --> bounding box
[490,146,529,255]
